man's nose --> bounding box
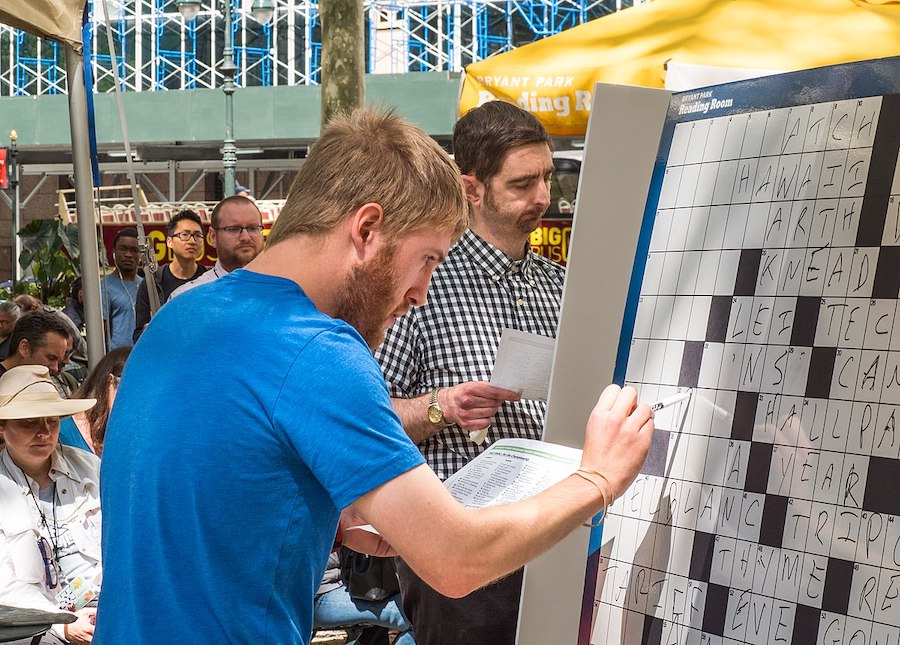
[534,179,551,209]
[406,276,431,308]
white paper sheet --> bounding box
[489,329,555,401]
[443,438,582,509]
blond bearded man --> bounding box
[96,108,653,645]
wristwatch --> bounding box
[427,388,446,426]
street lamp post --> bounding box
[221,0,237,198]
[176,0,275,198]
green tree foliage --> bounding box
[17,218,80,307]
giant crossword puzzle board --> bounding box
[583,58,900,645]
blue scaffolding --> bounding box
[0,0,640,96]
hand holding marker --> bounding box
[649,388,693,414]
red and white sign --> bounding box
[0,148,8,190]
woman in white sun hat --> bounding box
[0,365,100,644]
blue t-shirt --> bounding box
[57,416,92,453]
[96,270,424,644]
[101,274,142,349]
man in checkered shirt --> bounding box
[375,101,565,645]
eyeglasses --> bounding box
[214,225,264,236]
[170,232,204,242]
[37,537,59,589]
[115,245,140,255]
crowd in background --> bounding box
[0,102,648,645]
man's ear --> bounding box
[17,339,29,359]
[349,203,385,260]
[208,228,218,251]
[461,174,484,209]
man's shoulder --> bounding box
[430,241,476,283]
[169,266,220,299]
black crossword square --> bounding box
[758,494,788,548]
[639,429,670,477]
[705,296,733,343]
[792,603,821,643]
[730,391,758,442]
[864,456,900,515]
[859,94,900,247]
[641,614,663,645]
[734,248,763,296]
[872,246,900,300]
[790,296,821,347]
[701,583,729,637]
[821,557,854,615]
[805,346,837,400]
[744,442,773,495]
[678,341,704,388]
[689,531,716,581]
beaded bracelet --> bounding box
[573,467,613,528]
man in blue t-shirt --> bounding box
[96,108,654,645]
[101,227,142,349]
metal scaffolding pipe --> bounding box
[65,46,105,369]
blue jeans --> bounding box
[314,585,415,645]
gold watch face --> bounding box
[428,405,444,425]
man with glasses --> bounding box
[132,210,207,343]
[170,196,265,299]
[101,227,143,350]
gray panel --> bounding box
[516,83,671,645]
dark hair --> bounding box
[71,346,131,455]
[71,276,83,299]
[113,227,138,247]
[211,196,261,229]
[8,310,72,357]
[166,210,203,237]
[452,101,552,185]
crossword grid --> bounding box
[590,95,900,645]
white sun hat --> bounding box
[0,365,96,420]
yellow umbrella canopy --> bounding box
[460,0,900,136]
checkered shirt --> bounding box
[375,229,565,480]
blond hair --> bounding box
[267,107,468,247]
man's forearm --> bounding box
[358,465,606,599]
[392,395,447,444]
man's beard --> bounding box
[332,245,399,350]
[219,242,259,272]
[483,188,546,240]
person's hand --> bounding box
[440,382,520,431]
[63,607,96,644]
[581,385,653,501]
[339,506,396,557]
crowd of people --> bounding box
[0,102,654,645]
